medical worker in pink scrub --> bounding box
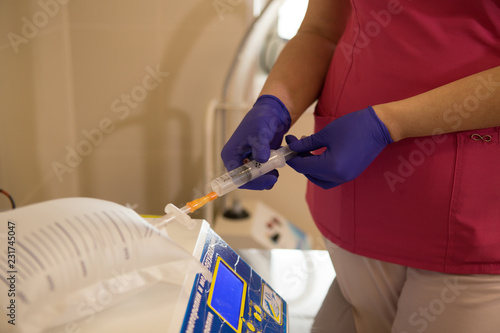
[221,0,500,332]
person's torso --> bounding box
[310,0,500,274]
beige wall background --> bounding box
[0,0,323,247]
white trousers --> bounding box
[325,239,500,333]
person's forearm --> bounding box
[375,66,500,142]
[260,31,336,124]
[259,0,350,125]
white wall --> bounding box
[0,0,250,208]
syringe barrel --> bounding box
[211,145,296,197]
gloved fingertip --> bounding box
[285,135,298,145]
[242,150,253,161]
[252,147,271,163]
[239,173,278,190]
[287,136,303,152]
[264,183,276,190]
[264,171,279,190]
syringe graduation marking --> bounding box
[210,145,296,197]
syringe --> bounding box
[154,145,296,228]
[211,144,297,197]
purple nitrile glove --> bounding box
[286,106,393,189]
[221,95,291,190]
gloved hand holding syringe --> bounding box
[154,145,296,229]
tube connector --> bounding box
[186,192,218,213]
[164,204,196,230]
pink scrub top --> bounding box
[309,0,500,274]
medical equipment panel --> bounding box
[181,225,288,333]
